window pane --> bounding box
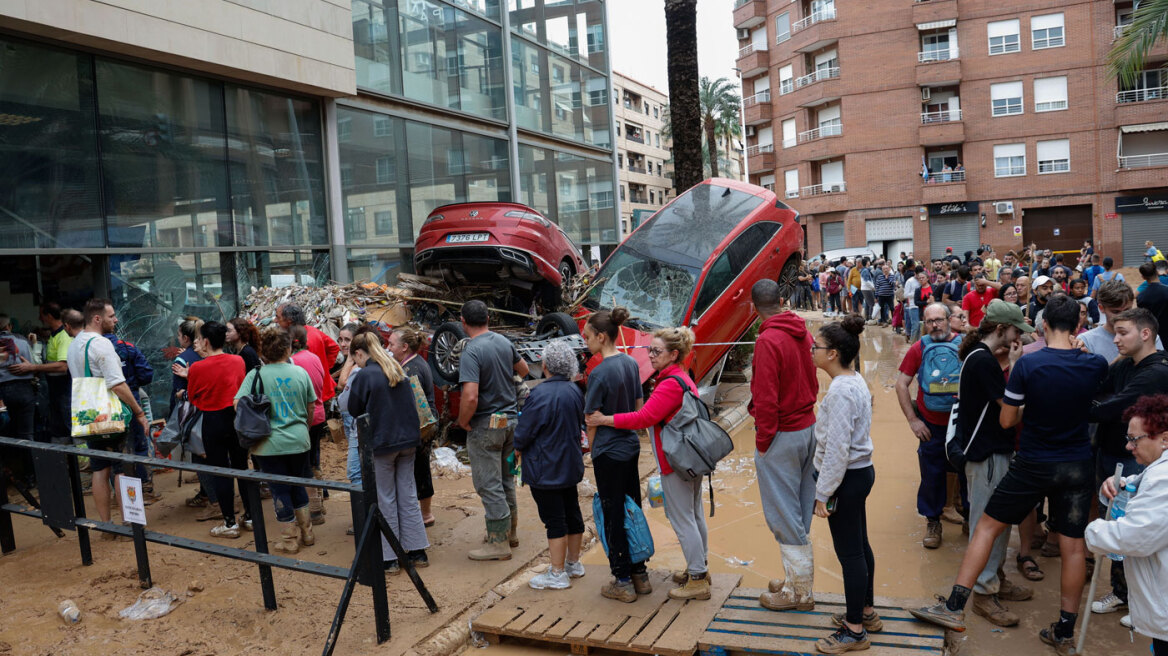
[353,0,396,94]
[96,60,230,248]
[509,0,606,71]
[348,247,410,284]
[226,86,327,247]
[337,108,406,246]
[406,120,510,238]
[0,38,103,248]
[512,37,545,132]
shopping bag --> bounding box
[182,407,206,457]
[156,395,190,456]
[592,493,655,564]
[409,375,438,443]
[71,338,130,438]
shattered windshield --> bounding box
[586,184,765,328]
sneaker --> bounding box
[909,596,966,632]
[407,550,430,568]
[923,520,942,549]
[384,560,401,575]
[971,593,1019,627]
[831,611,884,633]
[210,521,241,539]
[241,517,254,532]
[1038,623,1077,656]
[529,567,571,590]
[186,491,208,508]
[564,560,586,579]
[1091,592,1127,614]
[816,626,870,654]
[631,571,652,595]
[601,579,637,603]
[1120,614,1131,629]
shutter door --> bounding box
[1123,212,1168,267]
[928,215,979,259]
[821,221,845,250]
[865,217,913,241]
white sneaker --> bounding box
[529,567,571,590]
[1120,614,1132,629]
[564,560,586,579]
[210,521,241,539]
[1091,592,1127,614]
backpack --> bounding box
[944,348,991,469]
[917,334,963,413]
[659,375,734,516]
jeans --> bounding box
[0,380,36,441]
[593,453,647,579]
[373,447,429,560]
[309,421,326,470]
[829,292,842,313]
[966,453,1012,594]
[343,412,361,487]
[1097,450,1144,601]
[414,439,434,500]
[467,418,518,523]
[826,466,876,625]
[904,306,920,340]
[862,290,876,319]
[46,374,72,443]
[128,407,152,487]
[916,415,968,520]
[253,452,310,523]
[877,295,894,323]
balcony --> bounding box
[792,8,836,34]
[743,90,773,125]
[799,125,845,160]
[916,57,961,87]
[798,123,842,143]
[778,78,795,96]
[747,143,776,171]
[627,166,648,174]
[788,67,841,107]
[1117,86,1168,104]
[1114,24,1131,40]
[918,47,958,63]
[922,171,966,204]
[912,0,958,26]
[626,133,645,144]
[736,43,769,77]
[802,181,846,196]
[1119,153,1168,169]
[919,109,964,145]
[790,8,840,53]
[796,183,848,214]
[733,0,767,29]
[796,67,839,88]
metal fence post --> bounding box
[131,523,152,589]
[0,467,14,554]
[246,482,278,610]
[67,453,92,565]
[356,414,391,643]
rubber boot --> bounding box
[760,544,815,611]
[295,506,316,546]
[469,518,513,561]
[309,487,325,525]
[508,512,520,548]
[272,522,302,554]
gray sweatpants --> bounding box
[374,447,430,560]
[660,471,708,575]
[966,453,1011,595]
[755,426,817,546]
[467,418,518,523]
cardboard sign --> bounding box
[119,476,147,525]
[1013,226,1023,236]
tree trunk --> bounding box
[704,116,719,179]
[664,0,702,195]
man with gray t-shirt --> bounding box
[457,300,530,561]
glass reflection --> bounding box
[508,0,607,71]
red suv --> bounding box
[578,178,804,392]
[414,202,585,308]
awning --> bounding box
[917,19,956,30]
[1121,122,1168,133]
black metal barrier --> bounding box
[0,414,437,655]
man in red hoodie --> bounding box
[748,279,820,612]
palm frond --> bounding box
[1107,0,1168,88]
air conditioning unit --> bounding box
[921,87,932,101]
[828,183,844,193]
[737,28,751,40]
[745,126,756,137]
[995,201,1014,214]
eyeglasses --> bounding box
[1125,433,1150,445]
[924,318,948,325]
[648,346,665,356]
[811,345,832,353]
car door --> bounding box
[687,221,783,379]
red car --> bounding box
[576,178,804,395]
[414,202,585,308]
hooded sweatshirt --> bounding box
[748,312,819,452]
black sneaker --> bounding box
[407,550,430,568]
[1038,624,1077,655]
[384,560,401,575]
[816,626,870,654]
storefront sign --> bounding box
[1105,212,1119,220]
[927,201,978,216]
[1116,194,1168,213]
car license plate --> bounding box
[446,233,489,244]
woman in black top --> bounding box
[227,318,262,372]
[389,326,437,528]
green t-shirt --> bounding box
[235,362,315,457]
[46,326,72,364]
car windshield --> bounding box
[586,184,765,328]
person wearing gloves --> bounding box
[513,340,586,591]
[809,314,879,654]
[1085,394,1168,656]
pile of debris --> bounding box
[241,279,426,339]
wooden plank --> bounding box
[521,613,563,637]
[705,618,942,649]
[728,590,923,616]
[472,605,527,632]
[504,609,546,634]
[585,617,630,647]
[698,630,945,656]
[629,599,684,649]
[608,611,656,646]
[566,622,601,642]
[721,594,919,621]
[652,573,741,656]
[546,617,581,639]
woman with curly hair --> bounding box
[226,317,261,372]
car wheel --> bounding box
[428,321,467,386]
[558,260,574,284]
[777,257,800,302]
[535,312,579,338]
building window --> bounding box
[376,156,394,184]
[620,185,625,201]
[1032,13,1065,49]
[657,162,662,176]
[1037,139,1070,173]
[588,89,606,106]
[618,153,623,168]
[374,117,391,137]
[616,121,621,136]
[644,104,649,115]
[988,19,1021,55]
[991,81,1024,116]
[993,143,1026,177]
[552,65,564,83]
[338,117,352,141]
[653,106,659,118]
[340,165,353,187]
[346,208,367,240]
[1034,76,1068,112]
[374,210,394,235]
[776,12,791,44]
[649,190,655,204]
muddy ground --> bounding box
[1,310,1151,656]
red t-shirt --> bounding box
[962,287,998,327]
[188,353,246,411]
[291,350,327,426]
[897,337,956,425]
[306,325,339,401]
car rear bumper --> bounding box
[414,244,559,285]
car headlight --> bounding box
[505,210,550,227]
[423,213,445,226]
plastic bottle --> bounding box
[1106,483,1136,562]
[58,600,81,624]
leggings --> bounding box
[529,485,585,540]
[593,453,647,579]
[1154,639,1167,656]
[826,465,876,626]
[202,407,254,525]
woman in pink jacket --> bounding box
[587,326,709,601]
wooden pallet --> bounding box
[472,567,741,656]
[699,588,948,656]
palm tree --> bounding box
[716,102,743,179]
[664,0,702,194]
[1108,0,1168,86]
[699,76,740,179]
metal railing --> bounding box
[792,7,836,33]
[1117,86,1167,103]
[1114,24,1131,40]
[627,165,648,174]
[796,66,840,88]
[744,90,772,107]
[746,143,775,156]
[626,133,645,144]
[802,182,847,196]
[918,47,958,63]
[921,108,962,123]
[738,42,766,58]
[785,189,800,199]
[779,79,795,95]
[776,31,791,45]
[1118,152,1168,169]
[798,123,843,142]
[924,169,966,183]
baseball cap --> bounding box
[946,247,953,252]
[1033,275,1054,288]
[984,299,1035,333]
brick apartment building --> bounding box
[613,73,676,236]
[734,0,1168,265]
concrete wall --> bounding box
[0,0,355,96]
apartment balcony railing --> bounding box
[918,47,958,63]
[785,189,799,199]
[921,109,962,123]
[744,90,771,107]
[738,42,766,58]
[798,123,842,142]
[792,7,836,33]
[795,67,840,89]
[924,170,966,183]
[1114,24,1131,40]
[778,79,795,96]
[627,166,647,174]
[1119,153,1168,169]
[776,31,791,45]
[626,133,645,144]
[734,0,752,7]
[746,143,775,156]
[802,182,847,196]
[1117,86,1168,104]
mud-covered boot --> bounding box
[309,487,326,525]
[761,544,815,610]
[272,522,302,554]
[469,518,513,561]
[295,507,316,546]
[669,573,711,601]
[508,511,520,548]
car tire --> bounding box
[535,312,579,338]
[558,260,574,284]
[428,321,467,387]
[776,257,800,302]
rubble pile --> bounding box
[241,279,421,339]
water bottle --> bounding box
[1106,483,1136,562]
[58,599,81,624]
